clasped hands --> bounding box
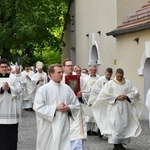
[56,102,70,112]
[116,95,127,101]
[26,75,30,79]
[39,77,44,82]
[2,82,10,90]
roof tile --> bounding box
[107,1,150,36]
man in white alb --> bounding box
[21,65,34,111]
[83,65,100,136]
[88,67,113,105]
[0,58,22,150]
[31,61,47,101]
[14,65,25,112]
[33,64,79,150]
[62,58,87,150]
[88,67,113,138]
[92,68,142,150]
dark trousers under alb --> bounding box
[0,123,18,150]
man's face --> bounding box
[50,67,63,83]
[0,63,8,74]
[33,66,36,70]
[63,61,74,75]
[75,67,81,76]
[105,71,112,80]
[25,67,30,72]
[15,67,20,74]
[82,69,88,75]
[7,66,12,74]
[115,73,124,82]
[89,66,97,77]
[38,68,43,73]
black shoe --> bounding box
[24,108,29,111]
[28,108,34,111]
[91,131,98,136]
[79,98,85,104]
[87,130,92,136]
[97,129,103,139]
[119,144,126,150]
[113,144,126,150]
[113,147,117,150]
[113,144,120,150]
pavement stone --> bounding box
[18,110,150,150]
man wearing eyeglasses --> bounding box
[62,58,87,150]
[0,58,22,150]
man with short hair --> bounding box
[83,65,100,136]
[33,64,79,150]
[15,66,25,84]
[0,58,22,150]
[62,58,87,150]
[74,65,82,76]
[93,68,142,150]
[22,65,34,111]
[62,58,75,76]
[89,68,113,105]
[83,65,100,95]
[14,65,26,113]
[32,63,37,74]
[88,68,113,138]
[82,68,89,77]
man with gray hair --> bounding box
[83,65,100,136]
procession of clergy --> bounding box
[0,58,150,150]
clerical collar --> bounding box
[65,73,72,76]
[37,71,43,74]
[50,80,61,85]
[90,75,96,77]
[0,73,10,78]
[113,77,126,85]
[15,73,21,77]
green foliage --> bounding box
[0,0,70,65]
[34,43,61,67]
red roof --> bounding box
[107,1,150,36]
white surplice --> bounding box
[83,76,109,119]
[33,80,79,150]
[88,76,110,105]
[21,70,35,109]
[83,74,100,92]
[82,74,100,131]
[92,78,143,144]
[21,70,35,99]
[14,73,26,114]
[31,71,48,101]
[0,74,22,124]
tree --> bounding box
[0,0,70,65]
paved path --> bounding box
[18,110,150,150]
